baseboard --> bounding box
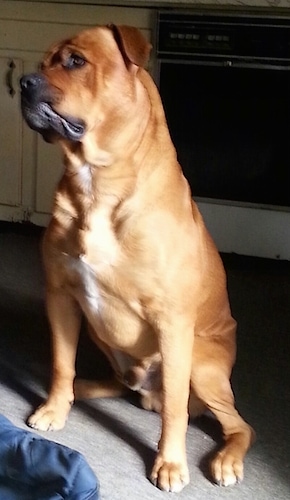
[0,221,44,236]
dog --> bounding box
[20,24,254,493]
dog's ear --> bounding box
[108,24,152,70]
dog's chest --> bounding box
[66,207,119,292]
[63,253,101,314]
[83,206,119,265]
[61,207,135,316]
[61,245,150,354]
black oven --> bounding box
[156,11,290,209]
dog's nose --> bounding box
[20,73,43,92]
[20,73,50,105]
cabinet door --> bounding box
[35,139,63,215]
[0,57,22,206]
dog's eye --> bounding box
[65,54,86,69]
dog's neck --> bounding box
[54,146,136,237]
[54,69,178,232]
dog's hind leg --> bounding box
[190,337,255,487]
[74,377,126,399]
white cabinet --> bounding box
[0,57,23,215]
[0,1,153,225]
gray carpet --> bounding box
[0,224,289,500]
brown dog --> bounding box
[20,24,254,492]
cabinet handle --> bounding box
[6,60,16,98]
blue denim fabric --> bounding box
[0,415,99,499]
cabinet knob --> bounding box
[6,60,16,98]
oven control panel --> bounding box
[157,11,290,64]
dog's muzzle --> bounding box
[20,73,85,141]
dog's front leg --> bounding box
[150,317,193,493]
[27,290,81,431]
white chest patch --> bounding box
[63,253,101,315]
[78,163,93,194]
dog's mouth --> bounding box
[21,99,85,142]
[41,103,85,140]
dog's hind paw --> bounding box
[211,450,244,487]
[210,425,254,487]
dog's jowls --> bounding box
[20,24,254,492]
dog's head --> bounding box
[20,25,152,146]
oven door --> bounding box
[156,12,290,260]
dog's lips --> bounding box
[21,98,85,141]
[39,102,85,140]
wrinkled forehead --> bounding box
[42,26,119,65]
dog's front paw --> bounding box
[211,449,244,487]
[27,401,72,431]
[150,455,189,493]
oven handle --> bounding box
[156,57,290,71]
